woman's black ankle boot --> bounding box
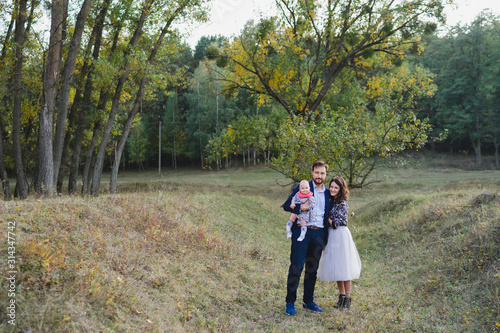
[333,294,345,309]
[342,297,351,310]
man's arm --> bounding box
[283,186,301,215]
[308,196,315,210]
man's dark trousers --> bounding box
[286,227,325,304]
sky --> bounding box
[182,0,500,49]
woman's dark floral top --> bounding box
[330,200,348,228]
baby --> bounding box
[286,180,315,242]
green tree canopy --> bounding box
[272,59,437,186]
[420,12,500,165]
[210,0,443,120]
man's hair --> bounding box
[312,160,328,171]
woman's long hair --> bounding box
[330,176,349,204]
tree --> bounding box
[203,0,445,179]
[162,90,185,169]
[126,118,150,170]
[422,13,500,165]
[107,0,209,195]
[90,0,154,195]
[205,113,280,169]
[209,0,443,119]
[0,0,214,198]
[184,59,236,168]
[37,0,66,196]
[67,0,113,195]
[12,0,30,199]
[0,0,16,200]
[52,0,93,185]
[193,34,227,64]
[271,60,438,187]
[0,117,9,200]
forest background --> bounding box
[0,0,499,200]
[0,1,499,331]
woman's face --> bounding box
[330,181,340,197]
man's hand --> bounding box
[301,202,310,211]
[290,202,296,209]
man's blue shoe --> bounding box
[285,303,296,315]
[303,301,323,313]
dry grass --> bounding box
[349,187,499,332]
[0,162,499,332]
[0,188,293,332]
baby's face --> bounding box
[299,182,310,195]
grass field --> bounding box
[1,159,499,332]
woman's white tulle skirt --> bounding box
[318,226,361,281]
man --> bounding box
[282,161,330,315]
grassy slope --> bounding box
[1,166,499,332]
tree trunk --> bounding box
[0,12,13,200]
[199,123,204,169]
[84,148,97,195]
[76,6,120,195]
[108,1,189,193]
[59,66,91,194]
[56,118,74,193]
[173,133,177,169]
[490,133,499,168]
[12,0,28,199]
[81,122,101,195]
[91,66,133,195]
[494,140,499,168]
[38,102,55,195]
[24,0,38,39]
[67,87,89,194]
[38,0,65,196]
[91,0,153,196]
[66,74,88,194]
[110,79,146,194]
[53,0,92,185]
[471,136,482,166]
[0,3,15,59]
[429,140,436,153]
[0,121,11,200]
[67,0,112,194]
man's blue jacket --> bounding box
[282,180,331,245]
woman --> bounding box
[318,176,361,310]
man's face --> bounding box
[311,166,327,186]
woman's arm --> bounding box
[330,201,349,228]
